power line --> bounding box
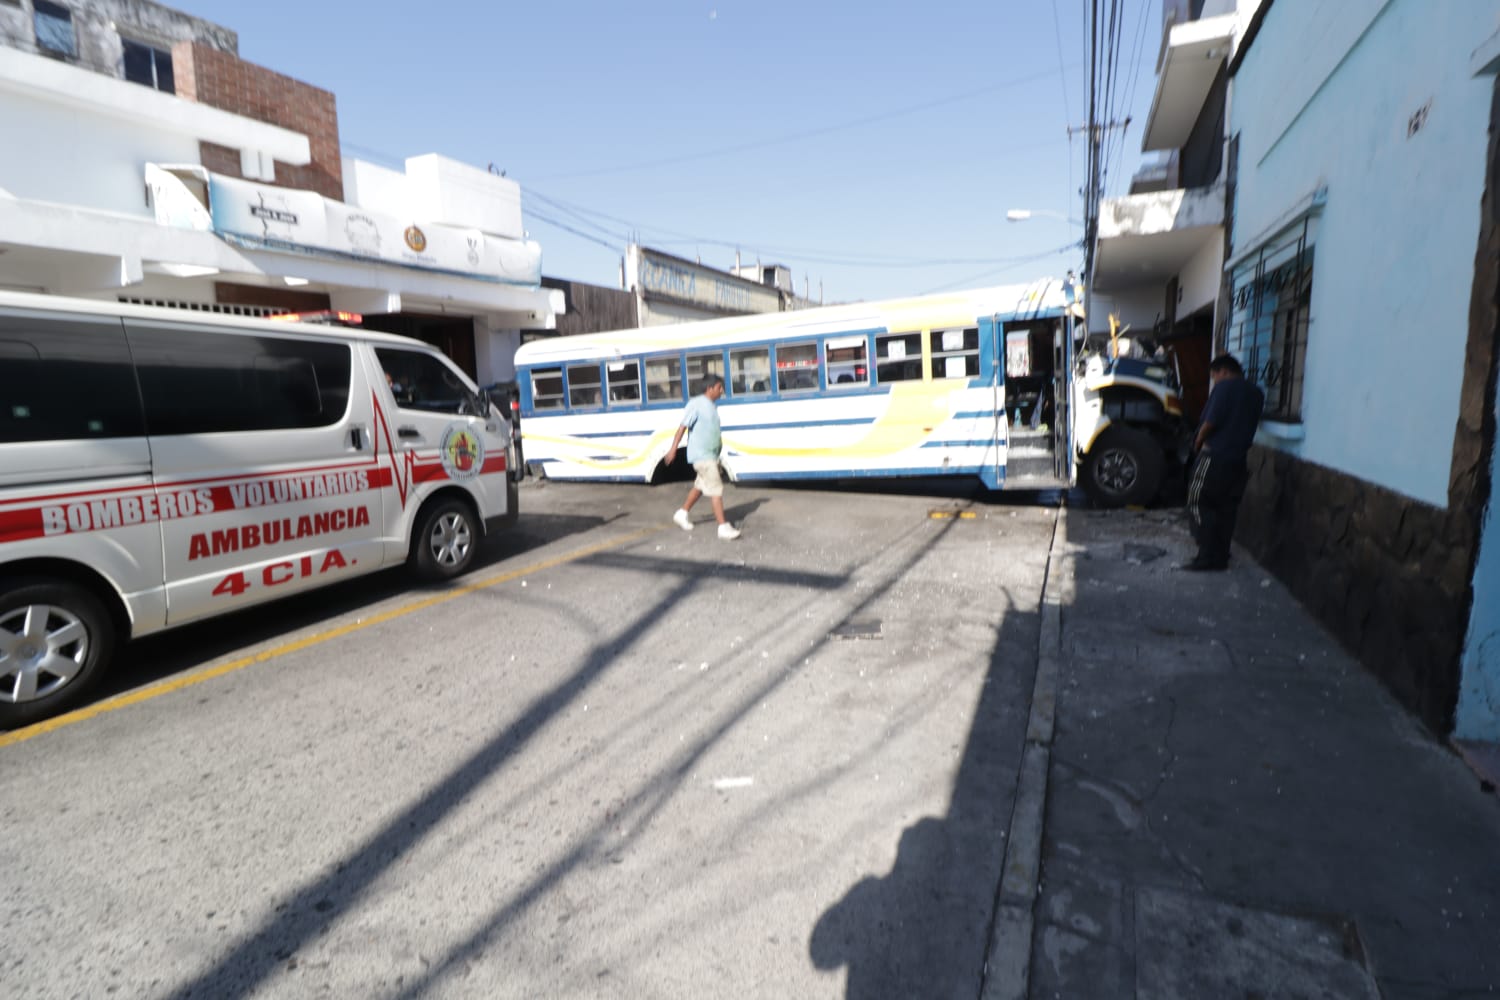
[919,242,1081,295]
[526,211,622,252]
[1051,0,1075,129]
[532,65,1079,182]
[528,187,1071,269]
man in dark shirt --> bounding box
[1183,354,1265,571]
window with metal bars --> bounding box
[1226,219,1314,422]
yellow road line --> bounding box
[0,525,663,749]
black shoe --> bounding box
[1178,559,1226,572]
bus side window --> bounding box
[685,351,723,396]
[568,363,603,408]
[775,342,818,393]
[645,355,682,402]
[930,327,980,379]
[825,335,869,389]
[531,367,565,410]
[730,346,771,397]
[876,331,924,383]
[607,360,641,404]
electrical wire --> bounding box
[532,65,1078,182]
[919,242,1081,295]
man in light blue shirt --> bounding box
[667,375,740,540]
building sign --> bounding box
[634,249,782,315]
[147,165,542,286]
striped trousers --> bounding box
[1186,451,1248,568]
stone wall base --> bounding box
[1238,448,1468,734]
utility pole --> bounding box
[1084,0,1100,341]
[1076,0,1132,342]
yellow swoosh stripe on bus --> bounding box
[522,382,971,468]
[724,382,960,458]
[520,428,674,469]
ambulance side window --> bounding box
[376,348,476,415]
[0,315,144,443]
[126,324,352,435]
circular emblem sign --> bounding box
[404,225,428,252]
[440,422,484,481]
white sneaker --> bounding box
[673,509,693,531]
[717,523,741,541]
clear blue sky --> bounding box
[181,0,1161,303]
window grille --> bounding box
[118,297,286,318]
[1225,218,1313,422]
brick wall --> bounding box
[171,41,342,201]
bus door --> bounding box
[1052,319,1071,480]
[984,314,1005,488]
[1000,320,1062,488]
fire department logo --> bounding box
[404,225,428,252]
[439,422,484,481]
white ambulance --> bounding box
[0,292,519,727]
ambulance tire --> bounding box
[410,498,479,582]
[1081,426,1164,508]
[0,579,114,729]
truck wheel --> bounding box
[410,498,478,581]
[1081,426,1164,508]
[0,580,114,728]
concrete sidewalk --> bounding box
[1024,507,1500,999]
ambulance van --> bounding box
[0,292,519,727]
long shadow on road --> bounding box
[808,586,1042,999]
[89,511,618,705]
[159,502,976,999]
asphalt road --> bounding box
[0,477,1057,999]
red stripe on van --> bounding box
[0,508,44,545]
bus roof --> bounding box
[514,279,1073,366]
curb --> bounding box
[982,505,1067,1000]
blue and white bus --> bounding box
[512,280,1183,504]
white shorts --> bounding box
[692,459,724,498]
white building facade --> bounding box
[0,0,559,385]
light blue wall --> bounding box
[1457,369,1500,741]
[1230,0,1499,507]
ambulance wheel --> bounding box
[1081,426,1163,508]
[0,579,114,729]
[411,498,479,581]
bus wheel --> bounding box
[0,580,114,728]
[411,498,479,581]
[1081,427,1163,508]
